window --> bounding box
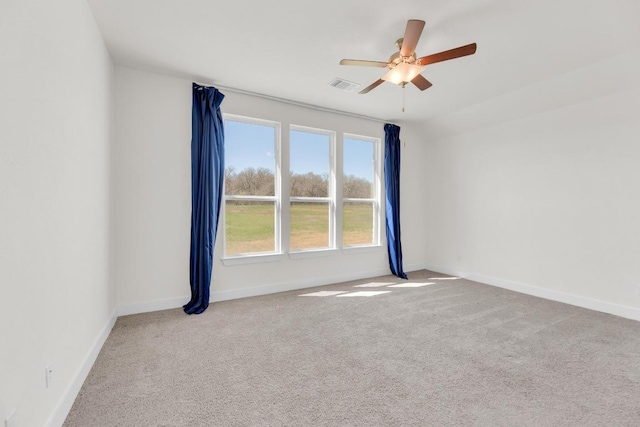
[289,127,334,251]
[222,114,380,260]
[343,135,379,247]
[223,116,280,256]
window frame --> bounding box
[288,125,336,253]
[221,114,282,259]
[220,115,382,263]
[341,133,382,249]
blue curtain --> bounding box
[384,123,408,279]
[184,83,225,314]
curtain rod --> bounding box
[196,82,391,125]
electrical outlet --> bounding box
[5,409,17,427]
[45,364,54,388]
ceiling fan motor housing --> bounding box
[338,19,476,94]
[390,39,417,66]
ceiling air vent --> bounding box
[328,78,360,92]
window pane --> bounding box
[290,129,330,197]
[290,202,329,251]
[343,137,374,199]
[225,200,275,255]
[343,202,374,246]
[225,120,276,196]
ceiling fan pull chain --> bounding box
[402,82,406,113]
[402,84,407,147]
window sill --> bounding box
[221,245,382,265]
[221,253,284,266]
[288,248,340,260]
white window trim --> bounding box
[221,253,284,266]
[289,124,336,252]
[289,197,332,203]
[225,195,278,202]
[342,133,382,248]
[222,114,282,259]
[220,118,382,263]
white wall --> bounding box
[0,0,115,425]
[422,49,640,315]
[113,66,427,313]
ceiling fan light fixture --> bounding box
[339,19,477,94]
[381,62,425,85]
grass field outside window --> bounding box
[225,202,373,254]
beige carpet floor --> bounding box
[64,270,640,426]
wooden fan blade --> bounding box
[417,43,477,66]
[400,19,426,57]
[340,59,389,67]
[359,79,385,94]
[411,74,433,91]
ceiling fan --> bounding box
[340,19,477,94]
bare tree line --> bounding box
[225,167,372,198]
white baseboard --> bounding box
[117,263,423,316]
[118,296,189,317]
[211,264,423,303]
[45,309,118,427]
[423,263,640,322]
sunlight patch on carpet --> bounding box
[354,282,396,288]
[299,291,349,297]
[337,291,392,297]
[388,282,435,288]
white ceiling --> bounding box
[87,0,640,127]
